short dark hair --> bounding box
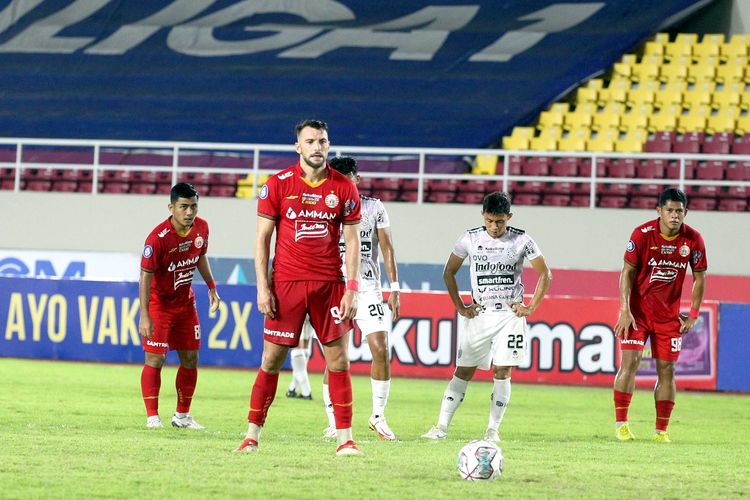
[294,119,328,138]
[482,191,512,215]
[329,156,358,176]
[170,182,198,203]
[658,187,688,208]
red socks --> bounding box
[175,366,197,413]
[328,370,353,429]
[247,368,279,426]
[655,400,675,432]
[141,365,162,417]
[614,390,632,422]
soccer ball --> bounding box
[456,440,503,481]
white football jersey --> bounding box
[340,195,391,292]
[452,226,542,313]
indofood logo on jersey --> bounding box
[295,221,328,241]
[474,262,516,273]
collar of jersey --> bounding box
[295,162,329,188]
[653,217,682,241]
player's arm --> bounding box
[255,216,277,318]
[139,269,155,340]
[196,254,221,314]
[443,253,481,318]
[378,226,400,320]
[511,255,552,318]
[614,261,638,339]
[680,270,706,333]
[340,222,361,320]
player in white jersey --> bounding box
[422,192,551,442]
[287,156,402,440]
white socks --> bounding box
[437,376,469,429]
[370,378,390,419]
[322,383,336,427]
[488,378,511,431]
[290,347,311,397]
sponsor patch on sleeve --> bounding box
[259,184,269,199]
[143,245,153,258]
[626,240,635,252]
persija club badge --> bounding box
[325,193,339,208]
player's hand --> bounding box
[458,303,482,319]
[614,309,636,339]
[340,290,358,320]
[510,301,533,318]
[678,313,697,334]
[257,286,277,319]
[139,314,154,340]
[208,288,221,314]
[387,291,400,321]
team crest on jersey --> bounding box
[259,184,269,199]
[143,245,153,258]
[286,207,297,219]
[195,236,204,249]
[692,250,703,264]
[343,199,357,216]
[679,244,690,257]
[325,193,339,208]
[626,240,635,252]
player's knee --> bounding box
[145,353,166,368]
[493,366,512,379]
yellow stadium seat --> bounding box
[576,87,598,104]
[654,33,670,44]
[640,54,662,66]
[564,111,593,130]
[716,63,745,84]
[592,112,620,131]
[659,62,689,82]
[602,102,626,114]
[627,87,655,106]
[677,114,707,133]
[473,154,500,174]
[510,126,535,139]
[693,43,721,60]
[573,102,597,114]
[687,63,717,83]
[529,136,557,151]
[620,54,637,65]
[692,54,720,67]
[586,136,615,152]
[586,79,605,89]
[615,128,647,153]
[643,42,664,57]
[619,111,649,132]
[631,63,660,82]
[706,114,737,134]
[729,34,750,46]
[741,92,750,109]
[613,63,632,79]
[558,127,589,152]
[654,86,684,108]
[702,34,725,44]
[712,83,743,109]
[683,83,715,109]
[538,110,564,128]
[549,103,570,114]
[735,115,750,135]
[665,42,692,60]
[721,41,749,60]
[648,114,678,132]
[675,33,699,45]
[502,135,529,150]
[598,87,627,106]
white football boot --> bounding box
[171,413,205,429]
[421,425,448,439]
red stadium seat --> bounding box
[723,185,748,198]
[155,182,173,195]
[400,178,419,192]
[579,158,607,177]
[102,169,131,181]
[102,182,130,194]
[695,161,726,180]
[550,157,579,177]
[22,168,54,181]
[511,181,545,195]
[425,191,456,203]
[210,173,241,185]
[672,132,703,154]
[180,172,211,184]
[666,160,696,180]
[427,178,459,193]
[522,156,551,176]
[54,168,78,181]
[357,176,373,191]
[731,133,750,154]
[51,181,77,192]
[570,194,594,207]
[0,167,15,180]
[502,156,523,176]
[511,193,541,205]
[455,192,485,204]
[638,159,667,179]
[397,190,420,202]
[130,182,157,195]
[609,159,636,178]
[598,183,631,196]
[630,184,661,198]
[372,189,399,201]
[371,178,400,191]
[1,179,16,190]
[542,194,570,206]
[208,185,236,197]
[644,132,674,153]
[77,169,93,181]
[547,182,576,195]
[25,180,52,191]
[462,179,492,194]
[132,170,158,183]
[718,198,748,211]
[598,195,628,208]
[629,196,656,209]
[689,197,718,211]
[702,133,733,154]
[725,161,750,181]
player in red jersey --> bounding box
[139,182,221,429]
[613,188,707,443]
[235,119,363,455]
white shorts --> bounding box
[298,289,387,342]
[456,312,528,370]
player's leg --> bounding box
[321,367,337,438]
[422,365,475,439]
[142,351,166,428]
[651,330,679,442]
[486,366,512,443]
[172,349,203,429]
[287,318,313,399]
[366,329,396,440]
[613,326,647,441]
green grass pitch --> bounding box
[1,357,748,499]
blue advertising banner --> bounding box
[717,303,750,392]
[0,0,707,147]
[0,277,264,368]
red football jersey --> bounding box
[141,217,209,307]
[624,218,707,325]
[258,163,361,282]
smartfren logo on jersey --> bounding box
[295,221,328,241]
[478,275,514,286]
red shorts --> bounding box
[264,280,353,346]
[619,317,682,362]
[142,302,201,354]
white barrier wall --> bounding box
[2,191,748,275]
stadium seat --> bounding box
[599,183,630,197]
[538,110,565,128]
[579,158,607,177]
[455,192,485,204]
[702,133,733,154]
[666,160,696,180]
[546,181,577,195]
[210,172,241,186]
[102,169,130,182]
[687,63,717,83]
[155,182,172,195]
[502,135,530,150]
[638,159,668,179]
[521,157,551,176]
[592,112,621,131]
[629,196,657,209]
[542,194,570,206]
[695,160,726,180]
[399,178,419,193]
[598,195,628,208]
[102,182,130,194]
[130,182,157,195]
[677,115,707,134]
[683,83,715,109]
[648,113,678,132]
[25,180,52,191]
[672,132,703,153]
[726,161,750,181]
[576,87,598,104]
[372,178,401,191]
[473,154,500,174]
[1,179,17,190]
[706,114,737,135]
[715,62,745,84]
[731,134,750,153]
[550,158,579,177]
[132,170,158,183]
[608,159,636,178]
[689,197,718,211]
[511,193,541,206]
[570,194,594,207]
[511,181,545,195]
[631,183,661,198]
[659,62,688,82]
[718,198,748,212]
[712,84,743,108]
[51,180,77,192]
[372,189,399,202]
[557,134,588,152]
[723,185,749,198]
[615,129,647,153]
[501,156,523,176]
[630,63,659,82]
[645,132,674,152]
[564,111,593,130]
[426,191,457,204]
